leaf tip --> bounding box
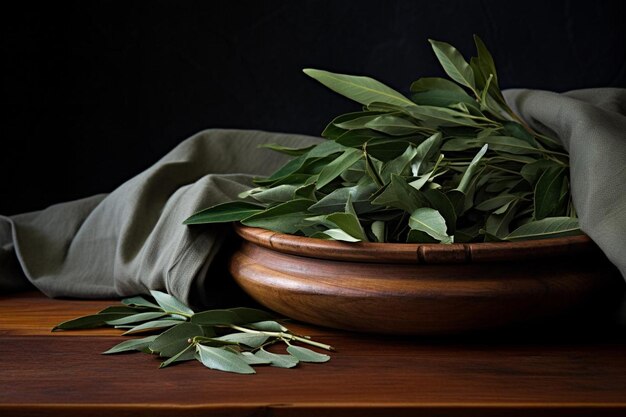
[182,215,197,225]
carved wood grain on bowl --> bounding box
[229,224,622,335]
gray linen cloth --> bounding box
[1,89,625,307]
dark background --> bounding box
[2,0,625,215]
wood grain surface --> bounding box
[1,292,625,417]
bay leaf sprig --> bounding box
[184,36,580,243]
[53,290,333,374]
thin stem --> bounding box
[251,339,279,353]
[165,311,192,319]
[486,164,522,176]
[229,324,335,351]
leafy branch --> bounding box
[183,35,580,244]
[53,290,333,374]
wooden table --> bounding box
[1,292,625,416]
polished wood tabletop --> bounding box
[1,291,625,417]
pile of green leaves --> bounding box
[53,290,333,374]
[184,36,580,243]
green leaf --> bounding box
[183,201,265,225]
[325,212,368,242]
[406,229,438,243]
[255,349,299,368]
[456,144,488,193]
[254,140,343,185]
[241,199,314,234]
[381,144,418,183]
[323,111,385,138]
[505,217,581,241]
[479,74,495,110]
[520,159,559,186]
[311,228,361,242]
[371,220,386,242]
[259,143,316,156]
[105,312,168,326]
[484,178,525,194]
[363,147,384,187]
[446,189,466,216]
[248,185,299,204]
[439,137,474,151]
[473,35,498,84]
[454,223,482,243]
[122,319,185,335]
[286,345,330,363]
[485,201,519,238]
[429,39,476,91]
[253,144,341,185]
[405,105,482,127]
[410,154,445,191]
[334,129,384,147]
[102,335,158,355]
[316,148,362,189]
[303,68,415,108]
[411,132,442,176]
[239,352,272,365]
[480,136,541,155]
[470,56,486,89]
[98,306,145,314]
[228,307,277,324]
[423,189,457,234]
[216,333,269,348]
[472,35,508,112]
[247,321,287,332]
[121,296,161,309]
[52,313,137,331]
[150,290,194,316]
[502,121,539,148]
[255,154,308,185]
[191,307,275,326]
[190,309,237,326]
[264,174,318,188]
[306,140,349,158]
[309,184,377,215]
[159,344,196,368]
[445,135,541,156]
[372,174,426,213]
[294,183,317,200]
[334,114,386,130]
[475,194,518,212]
[364,114,425,136]
[533,167,568,220]
[409,207,452,243]
[149,323,203,357]
[365,138,417,162]
[196,345,256,374]
[410,77,476,107]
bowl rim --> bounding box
[233,223,595,264]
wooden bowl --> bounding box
[228,224,622,335]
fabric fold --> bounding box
[0,129,321,306]
[503,88,626,279]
